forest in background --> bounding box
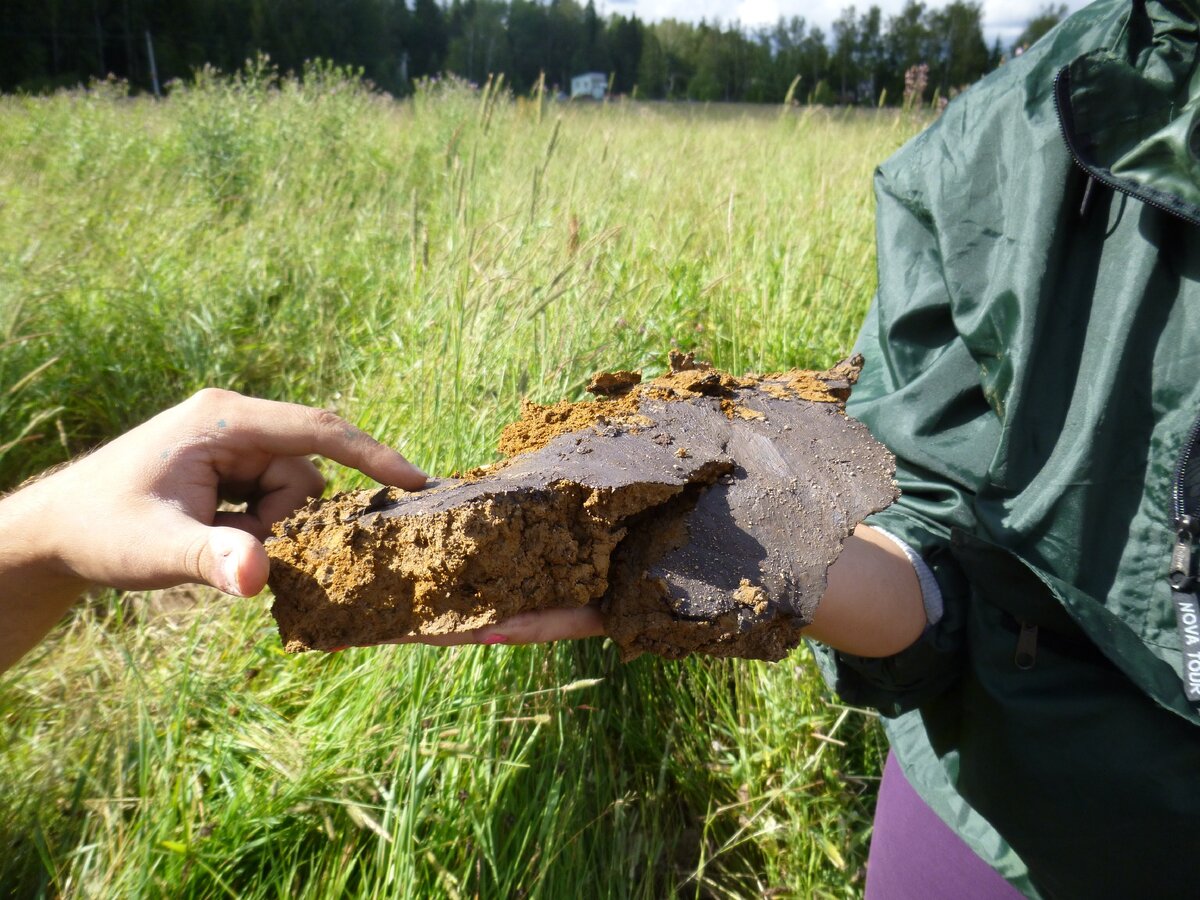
[2,0,1067,103]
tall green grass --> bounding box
[0,66,925,897]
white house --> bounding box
[570,72,607,100]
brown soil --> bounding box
[586,370,642,397]
[266,352,896,661]
[494,351,848,461]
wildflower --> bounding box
[903,63,929,111]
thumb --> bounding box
[186,524,271,597]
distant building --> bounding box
[570,72,607,101]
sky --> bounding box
[600,0,1095,49]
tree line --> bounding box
[1,1,1067,103]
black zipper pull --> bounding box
[1014,621,1038,670]
[1079,175,1097,218]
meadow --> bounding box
[0,65,926,897]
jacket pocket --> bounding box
[931,529,1200,900]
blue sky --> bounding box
[600,0,1095,49]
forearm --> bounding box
[0,479,89,672]
[0,391,429,673]
[803,524,928,658]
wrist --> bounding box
[803,524,928,658]
[0,474,95,672]
[0,474,91,593]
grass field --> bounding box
[0,66,926,898]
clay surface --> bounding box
[266,354,897,661]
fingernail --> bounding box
[220,551,242,596]
[481,634,507,645]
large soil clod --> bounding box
[266,353,897,661]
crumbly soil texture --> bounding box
[266,352,897,661]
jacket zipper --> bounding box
[1052,66,1200,228]
[1054,65,1200,704]
[1169,418,1200,705]
[1169,414,1200,592]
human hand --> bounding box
[4,389,426,599]
[390,527,927,653]
[390,526,926,654]
[387,604,606,648]
[400,526,926,654]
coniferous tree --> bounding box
[410,0,448,78]
[1012,3,1067,54]
[0,0,1048,104]
[607,15,642,94]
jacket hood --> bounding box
[1056,0,1200,222]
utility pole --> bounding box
[145,30,161,97]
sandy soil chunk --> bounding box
[266,353,897,660]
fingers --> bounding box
[213,457,323,540]
[386,631,485,647]
[483,606,606,643]
[387,606,607,647]
[183,389,427,490]
[176,519,270,597]
[245,455,324,538]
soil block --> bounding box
[266,352,897,661]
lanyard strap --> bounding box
[1169,588,1200,704]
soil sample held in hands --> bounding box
[265,351,897,661]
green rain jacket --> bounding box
[817,1,1200,897]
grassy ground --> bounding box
[0,66,926,898]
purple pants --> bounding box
[865,752,1023,899]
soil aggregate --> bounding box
[266,352,897,660]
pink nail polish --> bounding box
[481,634,507,645]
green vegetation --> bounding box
[0,68,925,897]
[3,0,1066,103]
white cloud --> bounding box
[734,0,781,28]
[980,0,1088,45]
[601,0,1092,46]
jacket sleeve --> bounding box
[809,150,1000,717]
